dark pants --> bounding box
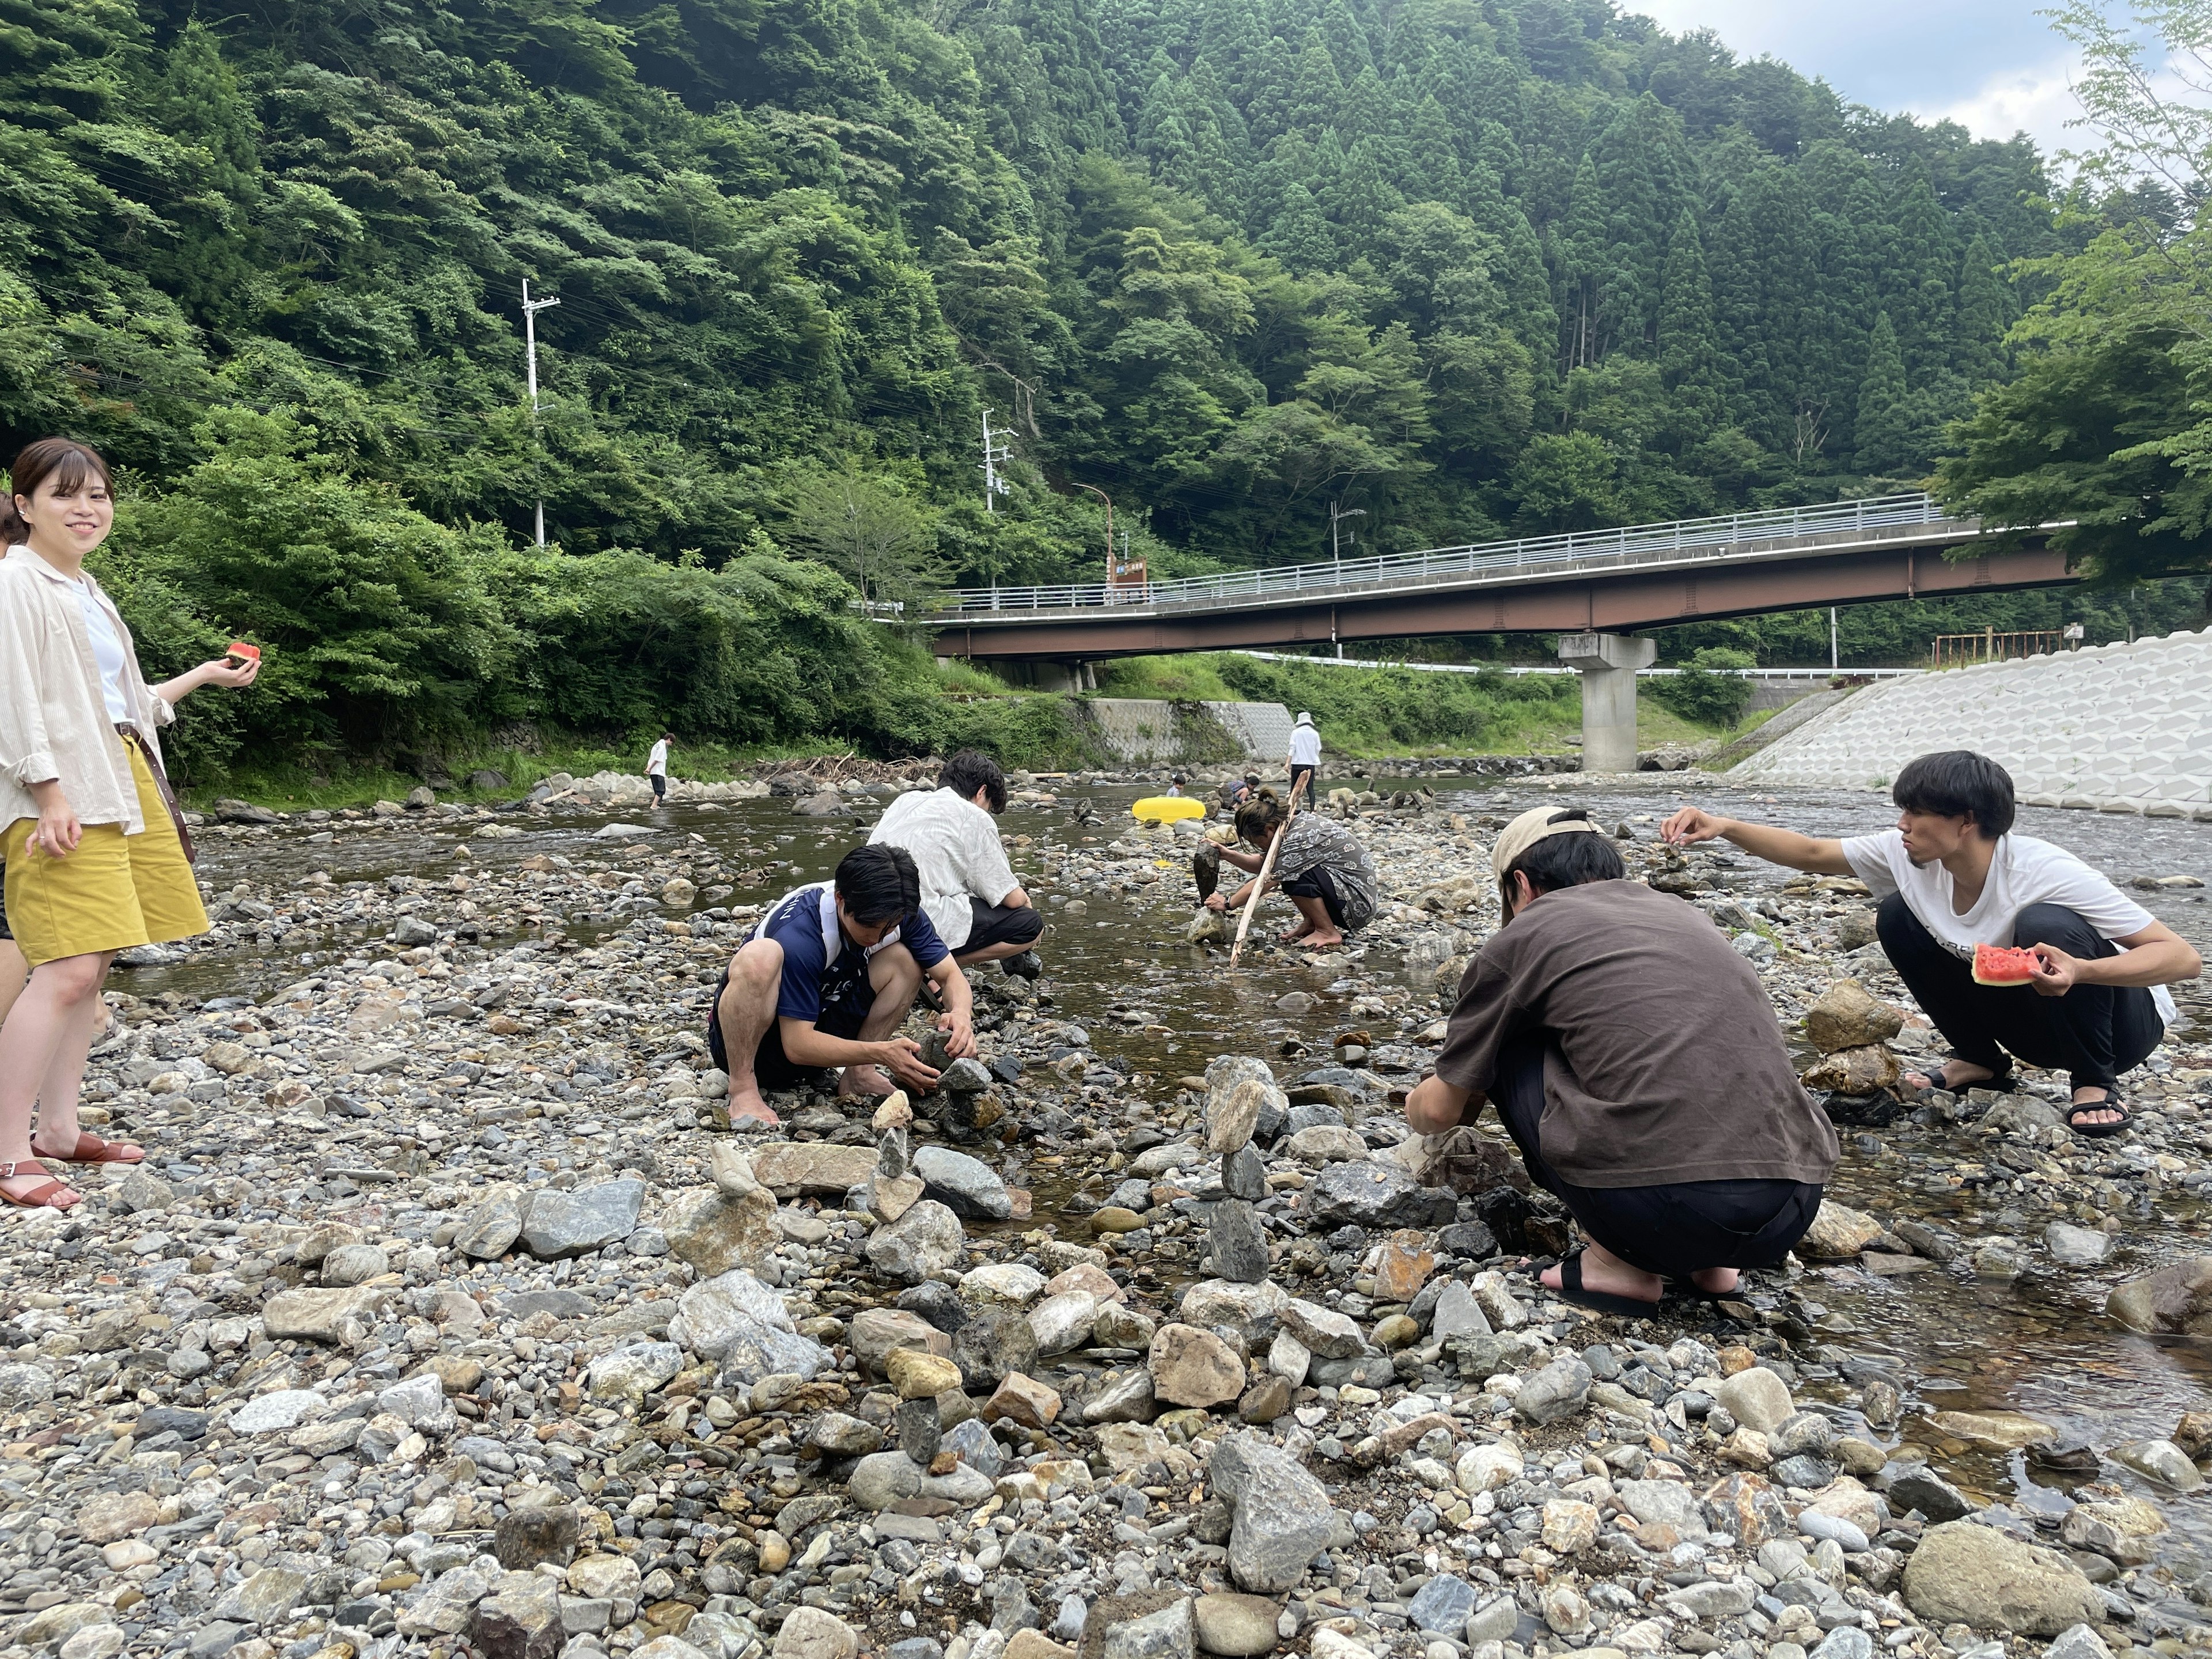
[960,897,1042,956]
[704,968,872,1090]
[1281,867,1346,928]
[1289,764,1316,802]
[650,774,666,801]
[1876,894,2162,1093]
[1492,1038,1823,1279]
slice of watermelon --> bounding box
[1972,943,2042,986]
[225,640,260,665]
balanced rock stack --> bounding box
[1798,979,1906,1094]
[864,1090,923,1221]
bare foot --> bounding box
[1691,1267,1741,1295]
[1296,930,1345,950]
[838,1065,896,1099]
[726,1087,780,1129]
[1541,1241,1661,1304]
[1279,921,1314,942]
[1902,1057,1998,1093]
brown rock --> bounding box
[872,1092,914,1131]
[1926,1410,2058,1451]
[1147,1323,1244,1408]
[747,1143,878,1198]
[983,1373,1063,1430]
[1800,1044,1901,1094]
[1797,1200,1883,1259]
[885,1349,964,1401]
[1804,979,1904,1053]
[2175,1410,2212,1460]
[79,1491,159,1545]
[1372,1230,1435,1302]
[2108,1256,2212,1335]
[1700,1472,1793,1547]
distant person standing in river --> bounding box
[1287,712,1321,804]
[0,438,261,1209]
[1662,751,2202,1138]
[647,732,673,804]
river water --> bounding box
[132,774,2212,1613]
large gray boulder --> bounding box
[1901,1520,2103,1635]
[520,1179,645,1259]
[913,1146,1012,1220]
[1211,1433,1335,1594]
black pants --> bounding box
[1289,764,1316,802]
[650,774,666,801]
[1491,1038,1823,1279]
[960,898,1042,956]
[1281,867,1346,928]
[1876,894,2162,1093]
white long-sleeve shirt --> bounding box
[647,740,669,778]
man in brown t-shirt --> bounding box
[1404,805,1838,1315]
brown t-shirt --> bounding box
[1434,880,1839,1189]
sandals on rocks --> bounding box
[1907,1057,2015,1098]
[1547,1250,1662,1319]
[0,1161,80,1210]
[28,1131,145,1166]
[2066,1094,2132,1139]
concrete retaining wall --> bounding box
[1077,699,1293,763]
[1729,627,2212,816]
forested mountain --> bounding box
[0,0,2176,772]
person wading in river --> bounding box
[1662,751,2202,1138]
[0,438,262,1209]
[707,843,978,1128]
[1404,805,1838,1315]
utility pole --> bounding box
[1829,607,1839,672]
[1328,499,1365,583]
[520,278,561,547]
[980,410,1012,513]
[1074,483,1113,587]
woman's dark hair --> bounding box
[1233,787,1286,844]
[836,843,921,927]
[1502,815,1627,910]
[3,438,112,544]
[940,748,1007,812]
[1892,750,2014,839]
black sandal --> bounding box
[1547,1250,1662,1319]
[1907,1056,2014,1098]
[2066,1093,2131,1139]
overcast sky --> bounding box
[1628,1,2089,159]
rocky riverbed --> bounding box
[7,765,2212,1659]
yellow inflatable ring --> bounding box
[1130,796,1206,824]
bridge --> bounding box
[929,493,2073,678]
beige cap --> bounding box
[1490,804,1601,878]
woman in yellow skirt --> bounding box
[0,439,261,1209]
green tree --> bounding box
[1855,313,1911,476]
[780,469,941,612]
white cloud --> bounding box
[1914,62,2086,153]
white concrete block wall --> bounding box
[1205,701,1294,761]
[1729,627,2212,818]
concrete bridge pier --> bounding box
[995,660,1097,692]
[1558,631,1656,774]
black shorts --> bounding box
[1280,866,1346,927]
[705,965,872,1091]
[0,870,9,942]
[960,899,1042,955]
[650,774,666,801]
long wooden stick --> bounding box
[1228,772,1300,968]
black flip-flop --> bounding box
[2066,1093,2131,1139]
[1907,1056,2015,1098]
[1548,1250,1662,1319]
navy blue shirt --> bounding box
[755,885,948,1024]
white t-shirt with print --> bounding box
[1841,830,2175,1025]
[66,575,130,724]
[869,787,1020,949]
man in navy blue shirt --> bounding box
[709,844,977,1127]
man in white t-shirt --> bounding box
[1662,751,2200,1137]
[646,733,672,804]
[869,750,1043,978]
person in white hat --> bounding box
[1403,804,1838,1314]
[1286,711,1321,804]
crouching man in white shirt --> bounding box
[1663,750,2200,1138]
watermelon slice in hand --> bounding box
[225,641,260,666]
[1972,943,2043,986]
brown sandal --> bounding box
[0,1161,81,1210]
[29,1131,144,1166]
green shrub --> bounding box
[1647,647,1756,728]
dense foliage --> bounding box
[2,0,2196,773]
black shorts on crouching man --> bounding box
[703,965,869,1092]
[1876,895,2162,1093]
[1490,1037,1822,1280]
[962,898,1043,954]
[1281,867,1346,928]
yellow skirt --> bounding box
[2,740,209,967]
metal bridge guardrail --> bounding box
[936,492,1960,619]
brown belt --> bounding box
[115,724,195,866]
